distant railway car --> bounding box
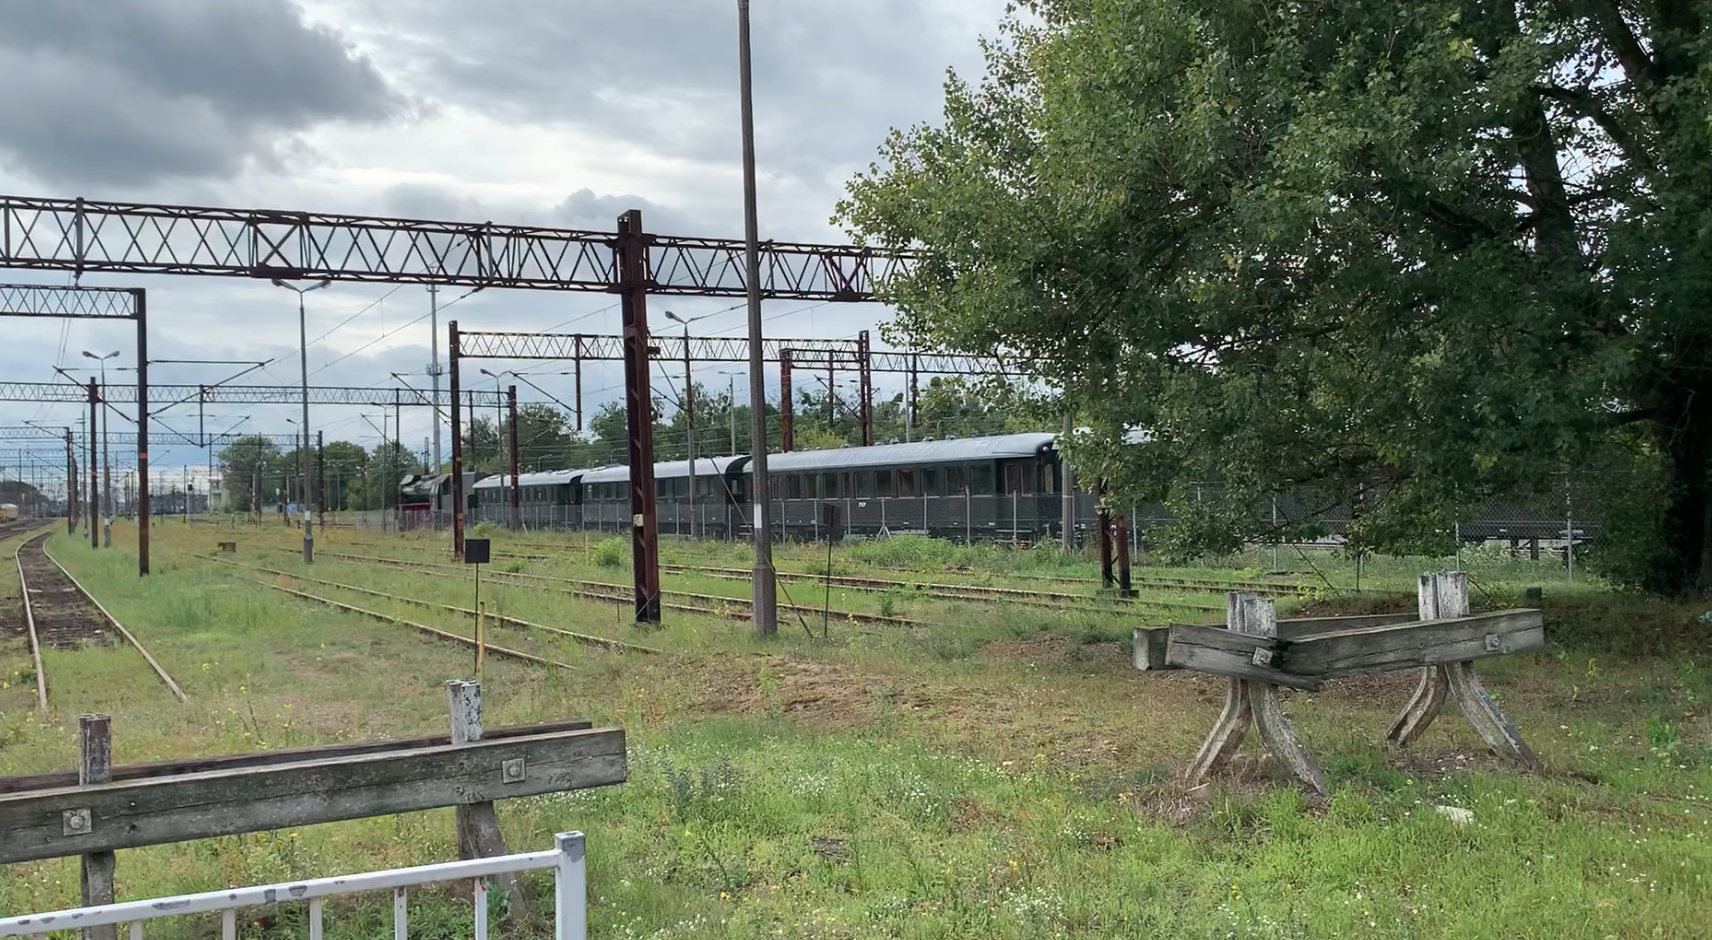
[471,469,587,528]
[0,503,18,523]
[579,457,749,538]
[765,433,1062,540]
[576,433,1065,541]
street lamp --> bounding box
[83,349,121,547]
[718,370,744,456]
[664,310,716,538]
[272,278,331,563]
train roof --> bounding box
[575,434,1056,486]
[768,432,1057,473]
[472,468,588,490]
[580,456,741,485]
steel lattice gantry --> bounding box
[0,427,299,446]
[0,283,152,569]
[0,283,140,318]
[0,382,509,407]
[0,195,912,299]
[456,331,1027,375]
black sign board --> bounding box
[464,538,491,565]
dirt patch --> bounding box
[692,655,934,727]
[977,634,1133,676]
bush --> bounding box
[591,537,628,569]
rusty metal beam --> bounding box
[456,330,1028,375]
[0,195,911,300]
[617,211,661,623]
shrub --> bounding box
[591,537,628,569]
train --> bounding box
[0,503,18,523]
[403,430,1587,545]
[461,432,1078,542]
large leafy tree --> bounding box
[840,0,1712,593]
[216,435,281,512]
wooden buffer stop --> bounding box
[0,681,623,933]
[1135,572,1541,799]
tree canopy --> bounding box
[839,0,1712,593]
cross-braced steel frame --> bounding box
[0,194,911,616]
[0,283,151,572]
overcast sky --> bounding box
[0,0,1006,490]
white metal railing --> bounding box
[0,832,586,940]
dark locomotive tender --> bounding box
[464,432,1071,540]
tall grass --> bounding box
[2,521,1704,939]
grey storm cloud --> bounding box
[0,0,400,187]
[341,0,992,184]
[379,182,701,234]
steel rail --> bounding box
[202,554,661,654]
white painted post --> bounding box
[221,909,235,940]
[393,887,407,940]
[474,877,489,940]
[555,832,587,940]
[308,898,324,940]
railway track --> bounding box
[13,532,186,712]
[654,562,1224,613]
[287,532,1308,599]
[245,538,1219,617]
[877,564,1310,596]
[302,538,1216,613]
[251,545,935,629]
[201,555,662,655]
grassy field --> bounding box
[1,519,1708,939]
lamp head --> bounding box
[664,310,684,324]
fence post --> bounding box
[444,680,524,915]
[555,831,588,940]
[79,715,116,940]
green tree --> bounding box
[840,0,1712,593]
[320,440,367,510]
[216,435,281,513]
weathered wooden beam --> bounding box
[0,727,625,864]
[1386,571,1468,745]
[0,718,594,795]
[1164,624,1322,691]
[1383,572,1539,768]
[1137,613,1418,673]
[1182,593,1328,796]
[1275,611,1416,640]
[1238,595,1328,799]
[1282,609,1544,678]
[446,681,525,917]
[1133,628,1169,671]
[77,716,115,940]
